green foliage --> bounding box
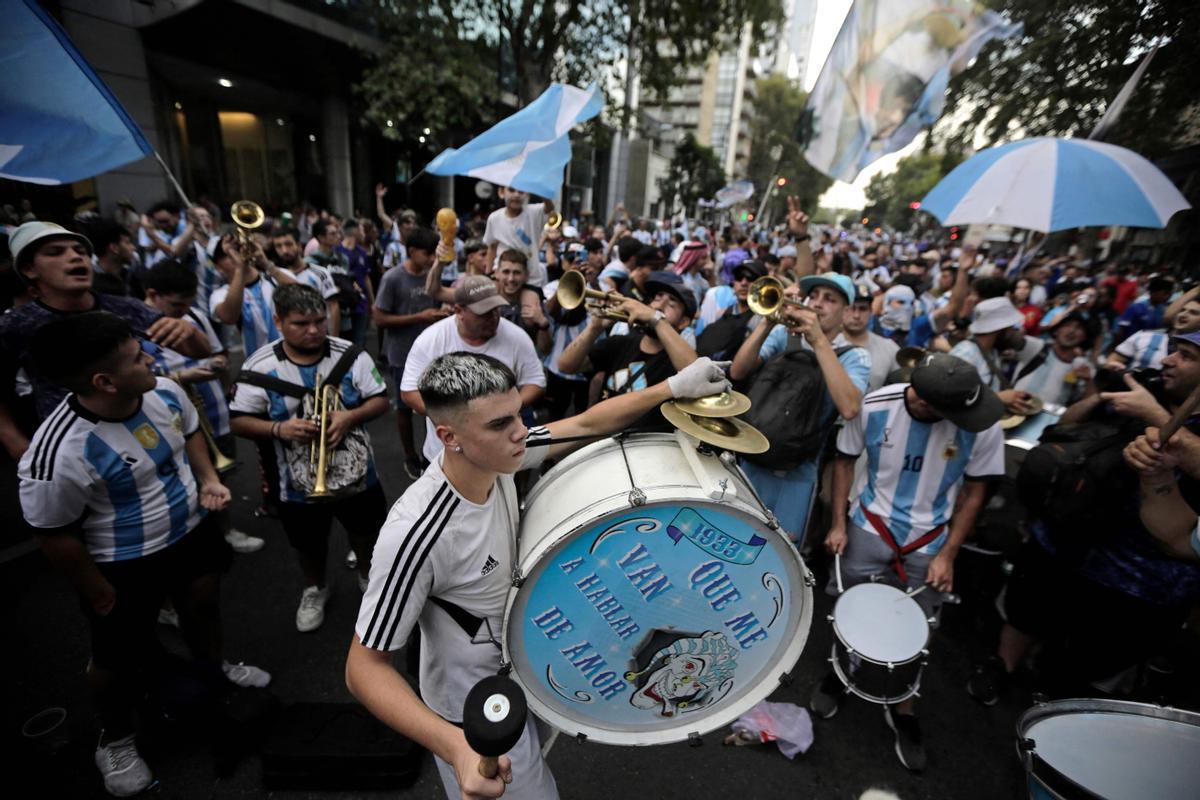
[658,134,726,215]
[354,3,497,155]
[746,75,833,221]
[940,0,1200,158]
[863,150,963,231]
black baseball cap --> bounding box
[852,281,873,304]
[644,270,698,317]
[910,353,1004,432]
[733,259,767,282]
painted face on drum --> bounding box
[447,387,528,473]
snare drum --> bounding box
[1017,699,1200,799]
[828,582,929,705]
[503,432,812,746]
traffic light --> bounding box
[747,213,755,221]
[861,217,869,225]
[909,201,921,210]
[776,177,787,188]
[740,212,748,221]
[949,225,959,241]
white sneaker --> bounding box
[157,608,179,628]
[344,549,358,569]
[225,529,265,553]
[296,586,329,632]
[222,660,272,688]
[94,733,153,797]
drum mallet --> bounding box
[1158,382,1200,444]
[463,674,528,780]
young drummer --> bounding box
[347,352,731,800]
[18,312,268,797]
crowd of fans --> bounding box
[2,185,1198,795]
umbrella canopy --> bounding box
[920,137,1190,233]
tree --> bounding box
[863,150,963,231]
[355,4,499,155]
[940,0,1200,158]
[658,134,726,216]
[746,75,833,221]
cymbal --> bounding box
[999,396,1044,430]
[670,390,751,418]
[896,347,927,369]
[660,402,769,454]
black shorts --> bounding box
[277,482,387,555]
[1003,539,1188,681]
[88,514,231,671]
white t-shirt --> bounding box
[355,428,551,721]
[484,204,548,286]
[400,316,547,462]
[18,377,202,562]
[837,383,1004,554]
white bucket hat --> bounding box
[970,296,1024,335]
[9,221,92,267]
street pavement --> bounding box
[5,362,1198,799]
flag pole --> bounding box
[153,151,193,208]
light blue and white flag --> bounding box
[0,0,153,184]
[803,0,1021,182]
[425,83,603,199]
[714,179,755,209]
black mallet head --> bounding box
[463,674,528,779]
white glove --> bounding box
[667,357,732,399]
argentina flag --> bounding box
[0,0,153,184]
[425,83,603,199]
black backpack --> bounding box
[696,309,754,361]
[1015,420,1138,531]
[742,338,857,470]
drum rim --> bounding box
[1016,698,1200,800]
[501,501,813,746]
[829,642,923,705]
[830,582,930,664]
[521,433,675,512]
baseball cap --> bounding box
[9,221,92,267]
[453,275,508,314]
[1173,330,1200,349]
[969,297,1024,335]
[910,353,1004,432]
[799,271,854,304]
[852,281,873,304]
[733,260,767,282]
[644,270,697,317]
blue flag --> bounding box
[0,0,153,184]
[425,83,603,199]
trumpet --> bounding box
[747,275,808,324]
[545,211,563,230]
[230,200,265,266]
[186,385,235,474]
[556,269,629,321]
[307,372,342,501]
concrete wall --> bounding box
[59,1,171,214]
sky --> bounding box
[803,0,923,211]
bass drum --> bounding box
[503,432,812,746]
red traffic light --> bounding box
[747,213,755,221]
[909,201,921,210]
[776,177,787,187]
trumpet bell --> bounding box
[231,200,264,231]
[545,211,562,230]
[556,270,588,310]
[747,276,786,317]
[895,347,927,369]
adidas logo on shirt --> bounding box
[480,555,499,576]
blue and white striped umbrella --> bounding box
[920,137,1190,233]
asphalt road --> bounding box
[5,365,1199,799]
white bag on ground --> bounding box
[723,700,814,759]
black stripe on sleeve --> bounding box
[42,416,79,482]
[361,483,451,647]
[30,404,69,480]
[33,406,74,481]
[378,494,460,650]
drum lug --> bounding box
[886,662,894,671]
[764,511,781,530]
[627,488,647,507]
[510,567,525,588]
[778,670,794,687]
[687,732,703,748]
[826,614,834,623]
[803,570,815,588]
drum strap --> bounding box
[859,505,945,583]
[429,596,484,639]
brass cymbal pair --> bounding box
[660,391,769,454]
[999,395,1045,430]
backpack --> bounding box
[1015,420,1138,532]
[742,339,857,471]
[696,309,754,361]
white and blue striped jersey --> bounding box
[949,339,1002,390]
[1115,328,1170,370]
[288,263,340,302]
[838,384,1004,554]
[230,337,388,502]
[155,309,231,437]
[18,378,202,562]
[1012,339,1087,407]
[209,274,280,355]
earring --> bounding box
[454,445,463,453]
